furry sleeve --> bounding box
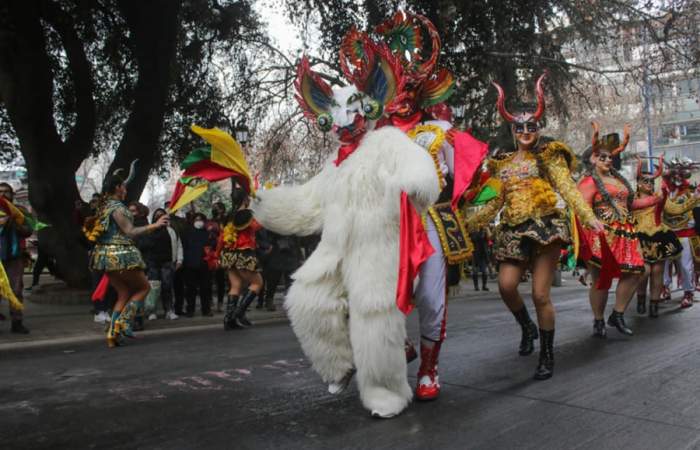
[251,163,332,236]
[364,127,441,213]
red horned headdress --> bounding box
[492,72,547,125]
[590,121,631,156]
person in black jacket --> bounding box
[257,229,302,311]
[182,212,216,316]
[470,229,490,291]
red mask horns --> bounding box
[492,72,547,124]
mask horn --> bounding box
[653,154,664,179]
[591,121,600,153]
[612,124,631,156]
[125,159,139,186]
[532,72,547,122]
[636,155,643,179]
[492,81,515,123]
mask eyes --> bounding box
[514,122,538,134]
[317,113,333,132]
[362,99,383,120]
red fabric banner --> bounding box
[450,130,489,211]
[396,192,435,314]
[91,274,109,303]
[595,232,622,290]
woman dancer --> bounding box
[578,123,649,337]
[468,74,603,380]
[87,163,169,347]
[634,155,682,317]
[220,188,264,329]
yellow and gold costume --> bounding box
[468,141,596,262]
[634,195,682,263]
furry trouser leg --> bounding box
[285,275,354,385]
[348,302,412,417]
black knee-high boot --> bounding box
[224,295,239,330]
[637,294,647,315]
[482,273,489,291]
[533,329,554,380]
[513,306,538,356]
[235,290,259,327]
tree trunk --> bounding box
[0,1,93,287]
[108,1,182,202]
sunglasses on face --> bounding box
[514,122,538,134]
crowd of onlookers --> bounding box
[1,187,318,334]
[85,199,318,328]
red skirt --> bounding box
[583,221,645,273]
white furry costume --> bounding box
[253,126,439,417]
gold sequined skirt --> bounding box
[91,244,146,272]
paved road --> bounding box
[2,280,700,449]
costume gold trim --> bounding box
[408,124,446,189]
[427,202,473,264]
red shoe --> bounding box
[680,292,693,309]
[415,342,442,401]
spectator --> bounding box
[168,213,189,315]
[127,201,149,331]
[182,212,215,316]
[470,229,490,291]
[141,208,183,320]
[257,229,302,311]
[29,241,57,290]
[208,201,227,312]
[0,182,31,334]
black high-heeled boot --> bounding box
[513,306,538,356]
[607,310,633,336]
[533,328,554,380]
[637,294,647,315]
[649,299,660,318]
[224,295,239,330]
[235,290,259,327]
[592,319,606,338]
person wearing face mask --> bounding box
[578,122,651,338]
[633,155,681,318]
[141,208,183,320]
[181,212,216,317]
[468,76,604,380]
[85,162,169,347]
[208,202,228,312]
[219,188,264,329]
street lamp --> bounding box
[234,120,249,146]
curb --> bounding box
[0,315,289,353]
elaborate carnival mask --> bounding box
[492,73,547,134]
[373,12,455,118]
[636,155,663,193]
[665,157,699,188]
[294,38,404,144]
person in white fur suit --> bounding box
[251,45,440,418]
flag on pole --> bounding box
[168,125,254,213]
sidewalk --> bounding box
[0,274,287,351]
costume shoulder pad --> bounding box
[535,140,577,171]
